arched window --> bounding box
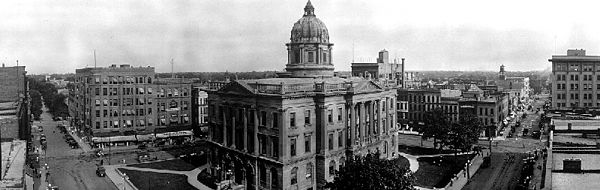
[306,163,313,181]
[290,167,298,185]
[329,160,336,176]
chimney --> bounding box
[401,58,405,88]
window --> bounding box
[290,137,296,157]
[308,52,314,63]
[329,160,336,176]
[323,52,327,63]
[95,122,100,129]
[338,130,343,148]
[328,133,334,150]
[290,167,298,185]
[338,107,342,121]
[103,88,107,95]
[305,134,311,153]
[328,109,333,123]
[294,51,300,64]
[95,88,100,95]
[290,112,296,128]
[271,168,279,188]
[306,163,313,181]
[272,137,279,157]
[261,111,267,126]
[272,112,278,129]
[304,110,311,125]
[259,165,266,186]
[95,110,100,117]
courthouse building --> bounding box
[206,1,399,190]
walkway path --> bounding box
[104,164,212,190]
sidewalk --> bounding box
[66,130,93,153]
[104,164,212,190]
[103,164,137,190]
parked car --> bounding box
[96,166,106,177]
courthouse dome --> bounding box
[290,0,330,43]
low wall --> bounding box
[442,151,486,190]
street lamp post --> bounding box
[122,173,128,190]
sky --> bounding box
[1,0,600,74]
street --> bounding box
[463,94,548,190]
[32,104,116,190]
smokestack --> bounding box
[401,58,405,88]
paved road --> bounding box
[35,105,116,190]
[464,95,549,190]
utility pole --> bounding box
[171,58,174,78]
[94,50,97,68]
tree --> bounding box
[448,114,484,154]
[30,90,42,120]
[327,153,415,190]
[419,108,452,150]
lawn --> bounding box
[398,145,456,155]
[414,154,476,188]
[127,159,196,171]
[117,168,196,190]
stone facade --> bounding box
[206,1,398,190]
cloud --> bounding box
[1,0,599,74]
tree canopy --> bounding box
[327,153,416,190]
[420,109,484,152]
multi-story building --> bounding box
[549,49,600,109]
[351,50,404,85]
[459,92,509,137]
[192,86,209,135]
[496,65,530,109]
[397,89,441,127]
[69,64,156,146]
[153,78,194,145]
[68,64,194,147]
[206,2,398,190]
[0,65,30,141]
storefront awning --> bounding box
[156,130,193,138]
[136,134,155,141]
[92,135,137,143]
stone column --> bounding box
[348,103,355,147]
[232,108,236,148]
[254,109,259,156]
[223,107,227,145]
[359,102,365,144]
[243,108,248,151]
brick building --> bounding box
[206,2,399,190]
[549,49,600,109]
[68,64,193,147]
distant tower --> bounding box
[284,0,334,78]
[499,65,506,80]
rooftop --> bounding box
[212,77,394,96]
[0,140,26,188]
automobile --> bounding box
[38,127,44,132]
[71,144,80,149]
[96,166,106,177]
[40,136,47,142]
